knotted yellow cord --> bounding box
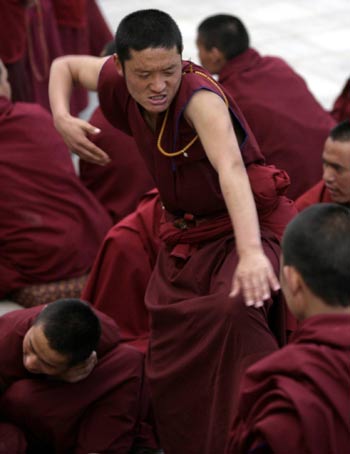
[156,66,229,157]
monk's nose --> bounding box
[150,74,166,92]
[24,353,40,372]
[323,165,335,182]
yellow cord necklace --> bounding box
[156,66,229,158]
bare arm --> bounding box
[185,90,280,306]
[49,55,110,165]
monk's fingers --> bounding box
[55,115,110,165]
[71,136,110,165]
[266,266,281,292]
[240,274,266,307]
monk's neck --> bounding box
[142,111,159,133]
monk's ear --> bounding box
[282,265,302,296]
[113,54,124,76]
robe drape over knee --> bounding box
[0,97,112,298]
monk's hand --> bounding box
[54,113,110,165]
[58,351,98,383]
[230,249,280,307]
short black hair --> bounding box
[101,39,116,57]
[34,299,101,366]
[115,9,183,65]
[197,14,249,59]
[329,120,350,142]
[282,203,350,307]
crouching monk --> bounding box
[0,299,159,453]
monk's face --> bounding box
[22,324,70,376]
[322,137,350,204]
[115,46,182,117]
[196,36,225,75]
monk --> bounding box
[330,77,350,122]
[0,59,112,306]
[0,298,160,453]
[228,203,350,454]
[0,0,32,102]
[296,120,350,211]
[196,14,335,200]
[49,9,296,453]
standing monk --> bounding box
[49,9,295,453]
[196,14,335,200]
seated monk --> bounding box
[0,59,112,307]
[196,14,335,200]
[0,299,160,454]
[227,203,350,454]
[296,120,350,211]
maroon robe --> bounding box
[295,180,332,212]
[80,107,155,223]
[86,0,113,57]
[218,48,335,200]
[227,314,350,454]
[25,0,63,111]
[83,190,161,352]
[0,97,112,298]
[0,305,158,453]
[98,58,296,453]
[330,77,350,122]
[0,423,27,453]
[0,0,33,102]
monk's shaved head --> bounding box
[282,203,350,308]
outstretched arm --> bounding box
[49,55,110,165]
[185,90,280,307]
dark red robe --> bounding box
[218,48,335,200]
[80,107,155,223]
[97,58,296,453]
[227,314,350,454]
[0,423,27,454]
[0,0,33,102]
[0,97,112,298]
[330,77,350,122]
[82,190,161,352]
[295,180,332,211]
[0,305,158,453]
